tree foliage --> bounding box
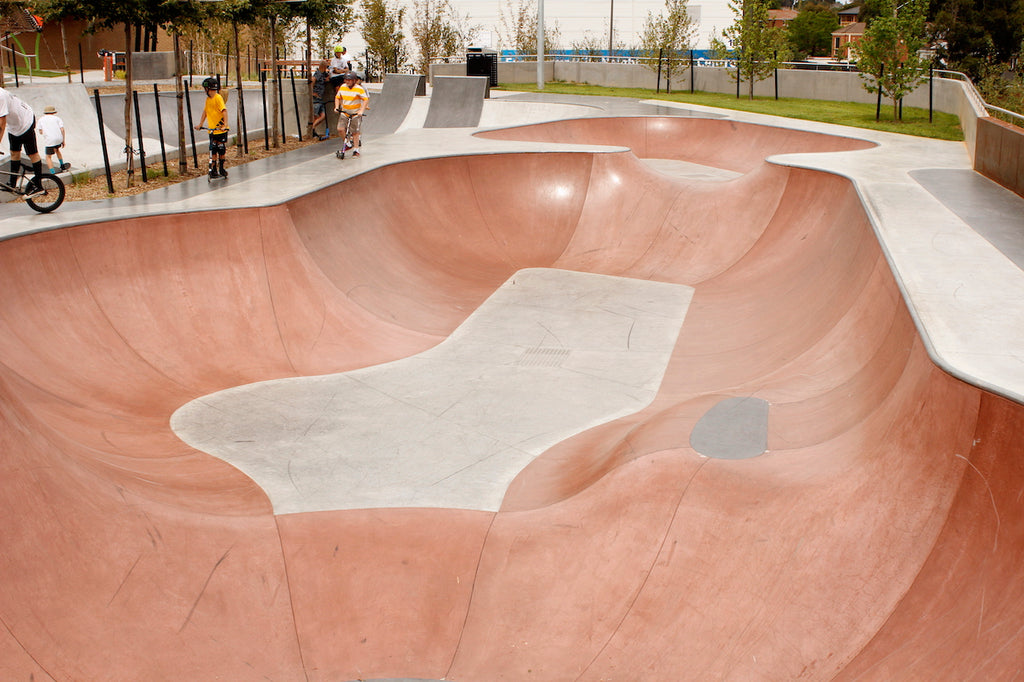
[360,0,407,72]
[410,0,477,74]
[714,0,786,99]
[855,0,929,119]
[638,0,695,83]
[929,0,1024,79]
[786,3,838,59]
[498,0,560,55]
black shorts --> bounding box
[8,119,38,156]
[45,145,62,155]
[208,131,228,155]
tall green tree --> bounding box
[360,0,407,76]
[929,0,1024,79]
[639,0,696,87]
[38,0,198,186]
[855,0,929,120]
[714,0,787,99]
[786,3,839,59]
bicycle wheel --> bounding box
[25,173,65,213]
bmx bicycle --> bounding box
[334,112,364,159]
[0,159,65,213]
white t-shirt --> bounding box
[37,114,64,146]
[330,54,351,75]
[0,88,34,136]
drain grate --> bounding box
[518,347,571,368]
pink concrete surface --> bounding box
[0,117,1020,680]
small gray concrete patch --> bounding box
[911,169,1024,271]
[690,397,770,459]
[171,268,694,514]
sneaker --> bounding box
[60,162,70,171]
[352,150,360,157]
[218,167,228,178]
[24,180,44,198]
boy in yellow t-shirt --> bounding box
[333,72,368,158]
[194,77,229,178]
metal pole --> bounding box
[132,90,148,182]
[774,50,778,100]
[152,84,168,176]
[290,68,302,141]
[608,0,614,55]
[656,48,662,93]
[536,0,544,90]
[260,68,270,150]
[277,65,286,142]
[875,63,884,121]
[78,43,84,83]
[239,82,249,154]
[928,61,933,123]
[184,78,198,168]
[690,49,694,94]
[93,88,114,193]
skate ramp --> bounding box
[423,75,488,128]
[0,116,1022,681]
[363,73,426,136]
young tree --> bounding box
[410,0,478,75]
[786,3,839,59]
[361,0,407,76]
[571,30,604,62]
[715,0,787,99]
[855,0,929,120]
[39,0,188,186]
[638,0,696,86]
[498,0,560,56]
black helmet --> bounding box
[201,77,220,90]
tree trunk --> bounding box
[125,23,135,189]
[174,32,187,174]
[60,21,70,83]
[270,16,279,148]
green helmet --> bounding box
[334,44,344,53]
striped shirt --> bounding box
[334,84,368,114]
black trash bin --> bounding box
[466,48,498,87]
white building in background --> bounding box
[342,0,733,60]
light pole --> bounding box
[537,0,544,89]
[608,0,614,55]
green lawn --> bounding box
[497,81,964,142]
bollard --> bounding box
[92,89,115,193]
[152,84,168,176]
[132,90,148,182]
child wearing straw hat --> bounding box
[37,105,69,174]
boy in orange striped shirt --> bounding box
[334,72,368,158]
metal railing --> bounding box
[934,68,1024,126]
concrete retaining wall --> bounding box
[975,117,1024,196]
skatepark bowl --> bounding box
[3,115,1024,681]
